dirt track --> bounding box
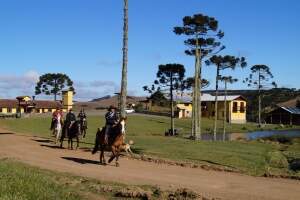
[0,132,299,200]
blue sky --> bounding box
[0,0,299,100]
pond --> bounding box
[193,130,300,141]
[246,129,300,140]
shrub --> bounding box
[266,151,289,169]
[262,135,292,144]
[290,159,300,171]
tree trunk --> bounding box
[120,0,128,118]
[223,81,227,141]
[170,73,175,135]
[192,37,201,140]
[213,66,220,141]
[258,69,261,127]
[191,55,196,138]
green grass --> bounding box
[0,114,299,177]
[0,159,84,200]
[0,158,201,200]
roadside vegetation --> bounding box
[0,114,300,177]
[0,158,205,200]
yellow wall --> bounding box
[62,91,73,111]
[0,108,8,113]
[0,108,25,114]
[11,108,17,114]
[51,109,56,113]
[229,100,246,124]
[176,99,247,124]
[176,103,192,118]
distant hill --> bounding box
[90,95,111,102]
[74,95,146,111]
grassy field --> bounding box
[0,114,299,177]
[0,158,196,200]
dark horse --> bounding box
[92,118,126,167]
[60,120,81,149]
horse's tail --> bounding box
[92,128,102,154]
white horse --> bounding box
[53,116,62,144]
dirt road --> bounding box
[0,132,299,200]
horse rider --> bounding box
[65,108,76,136]
[104,105,119,144]
[78,109,87,128]
[50,107,63,133]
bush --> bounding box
[262,135,292,144]
[266,151,289,169]
[290,159,300,171]
[134,103,144,112]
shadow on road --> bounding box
[61,156,100,165]
[40,144,62,149]
[32,138,53,143]
[0,132,14,135]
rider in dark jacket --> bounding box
[65,109,76,135]
[104,105,119,144]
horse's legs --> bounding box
[108,146,117,164]
[83,128,86,138]
[60,134,64,148]
[76,136,79,150]
[102,145,106,165]
[115,147,120,167]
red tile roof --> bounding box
[0,99,62,109]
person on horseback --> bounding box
[50,107,63,133]
[104,105,119,144]
[78,109,88,137]
[78,109,87,127]
[64,108,76,136]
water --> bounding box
[246,130,300,140]
[185,130,300,141]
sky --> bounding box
[0,0,299,101]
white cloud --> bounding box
[0,70,39,97]
[74,80,119,101]
[0,71,138,101]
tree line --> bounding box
[144,13,277,140]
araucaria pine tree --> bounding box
[174,14,224,140]
[143,64,186,135]
[120,0,128,118]
[206,55,246,140]
[244,65,276,127]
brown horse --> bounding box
[92,118,126,167]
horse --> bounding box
[79,118,88,138]
[53,118,62,144]
[92,118,126,167]
[60,120,81,150]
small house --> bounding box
[174,93,247,124]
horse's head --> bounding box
[119,117,127,135]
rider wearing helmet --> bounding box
[65,108,76,136]
[50,107,63,132]
[104,105,119,144]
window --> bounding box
[232,102,238,113]
[240,102,245,113]
[7,108,12,113]
[184,103,190,106]
[0,108,2,113]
